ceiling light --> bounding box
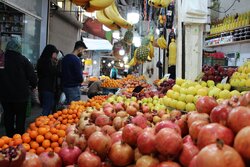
[112,31,120,39]
[108,63,111,67]
[102,60,106,63]
[119,49,125,56]
[127,12,140,24]
[82,59,85,63]
[111,60,115,64]
[133,36,141,47]
[102,25,111,31]
[156,28,160,35]
[123,56,128,63]
[120,63,124,67]
[93,60,97,64]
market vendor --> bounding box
[87,79,103,99]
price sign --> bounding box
[164,73,171,80]
[195,72,204,82]
[221,76,228,84]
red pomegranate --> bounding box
[195,96,218,114]
[210,104,232,126]
[135,155,159,167]
[196,139,245,167]
[187,112,210,128]
[95,115,112,127]
[122,124,142,147]
[179,136,199,167]
[175,114,189,137]
[132,115,148,129]
[77,150,102,167]
[21,152,42,167]
[137,127,156,154]
[158,161,181,167]
[110,131,123,145]
[155,120,181,135]
[197,123,234,149]
[227,106,250,133]
[189,120,209,143]
[155,128,183,157]
[234,126,250,161]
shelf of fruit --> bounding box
[1,74,250,167]
[101,79,121,89]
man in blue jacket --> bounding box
[61,41,87,104]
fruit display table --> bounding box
[102,87,119,95]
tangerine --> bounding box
[51,142,59,148]
[36,146,45,155]
[42,139,50,148]
[45,132,52,140]
[30,141,39,149]
[38,127,47,135]
[13,134,21,139]
[22,143,30,151]
[53,147,61,153]
[22,136,31,143]
[36,135,44,143]
[29,130,38,139]
[50,134,59,142]
[57,130,66,137]
[29,149,36,153]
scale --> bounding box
[225,52,239,66]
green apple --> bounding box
[172,92,180,100]
[187,86,197,95]
[148,97,153,103]
[153,96,159,100]
[185,94,194,103]
[176,101,186,110]
[207,80,215,87]
[178,94,186,102]
[238,79,246,87]
[153,99,158,105]
[153,116,161,123]
[173,85,181,92]
[194,95,201,104]
[176,78,185,85]
[185,103,196,111]
[197,88,208,96]
[219,90,231,99]
[216,83,224,90]
[170,99,178,108]
[180,88,187,95]
[131,96,137,101]
[208,87,221,98]
[200,81,207,87]
[246,79,250,87]
[230,90,241,97]
[163,96,171,106]
[195,85,202,90]
[167,90,175,98]
[223,83,231,91]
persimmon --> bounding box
[13,134,21,139]
[54,147,61,153]
[14,138,22,145]
[50,134,59,142]
[30,141,39,149]
[1,136,10,144]
[36,146,45,155]
[38,127,47,135]
[23,143,30,151]
[29,130,38,139]
[45,132,52,140]
[22,135,31,143]
[0,139,5,148]
[36,135,44,143]
[42,139,50,148]
[57,130,66,137]
[51,142,59,148]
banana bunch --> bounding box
[157,35,167,49]
[84,0,115,12]
[148,42,154,59]
[96,10,119,30]
[128,56,137,67]
[148,0,171,8]
[103,2,133,29]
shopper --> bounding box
[61,41,87,104]
[87,79,103,99]
[37,45,59,116]
[110,66,118,79]
[0,38,37,137]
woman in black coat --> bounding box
[37,45,58,116]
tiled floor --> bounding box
[0,95,88,137]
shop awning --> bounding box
[82,38,113,51]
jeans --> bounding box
[1,102,27,137]
[41,91,54,116]
[63,86,81,104]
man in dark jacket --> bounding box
[61,41,87,104]
[0,38,37,137]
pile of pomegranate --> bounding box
[1,91,250,166]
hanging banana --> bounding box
[157,36,167,49]
[88,0,114,10]
[96,10,114,26]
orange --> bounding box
[53,113,59,119]
[68,115,73,120]
[22,133,29,137]
[36,135,44,143]
[57,130,66,137]
[2,144,9,149]
[13,134,22,139]
[45,147,53,152]
[36,146,45,155]
[58,137,64,145]
[42,139,50,148]
[22,143,30,151]
[29,122,37,130]
[50,127,58,134]
[35,120,43,127]
[62,109,68,115]
[48,114,53,119]
[67,119,73,124]
[60,124,67,131]
[29,149,36,153]
[50,134,59,142]
[29,130,38,139]
[62,119,67,124]
[72,114,77,119]
[62,114,67,119]
[38,127,47,135]
[1,136,10,144]
[22,135,31,143]
[14,138,22,145]
[51,142,59,148]
[57,111,62,116]
[54,147,61,153]
[8,140,14,146]
[45,132,52,140]
[0,139,5,148]
[57,116,63,122]
[30,141,39,149]
[68,109,73,115]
